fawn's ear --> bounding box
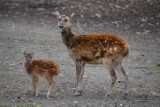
[52,11,60,18]
[23,51,26,55]
[31,52,34,56]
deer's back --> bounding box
[71,34,128,48]
[68,34,129,64]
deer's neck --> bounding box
[25,61,32,74]
[61,27,75,47]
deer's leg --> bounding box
[104,59,117,96]
[78,62,85,93]
[32,75,39,97]
[116,61,129,96]
[46,74,55,98]
[74,59,84,96]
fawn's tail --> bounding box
[51,64,60,76]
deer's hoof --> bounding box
[74,91,82,96]
[105,92,111,97]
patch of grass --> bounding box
[156,64,160,66]
[135,64,160,70]
[156,64,160,68]
[0,105,9,107]
[16,104,42,107]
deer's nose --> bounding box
[59,26,64,29]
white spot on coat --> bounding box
[114,47,117,51]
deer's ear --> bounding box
[70,13,75,19]
[52,11,60,18]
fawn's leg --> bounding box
[32,75,39,97]
[46,74,55,98]
[74,59,84,96]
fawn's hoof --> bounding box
[124,90,129,96]
[124,91,129,99]
[47,97,52,100]
[124,92,128,96]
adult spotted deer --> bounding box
[53,11,129,97]
[23,51,59,98]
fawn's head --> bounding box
[24,51,33,62]
[53,11,74,31]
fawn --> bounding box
[23,51,59,98]
[53,11,129,97]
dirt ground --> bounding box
[0,0,160,106]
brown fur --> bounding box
[24,52,59,98]
[67,32,129,64]
[54,11,129,96]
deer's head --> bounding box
[53,11,74,31]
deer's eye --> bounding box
[59,18,61,21]
[64,19,68,22]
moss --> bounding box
[0,105,9,107]
[135,64,160,70]
[155,64,160,69]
